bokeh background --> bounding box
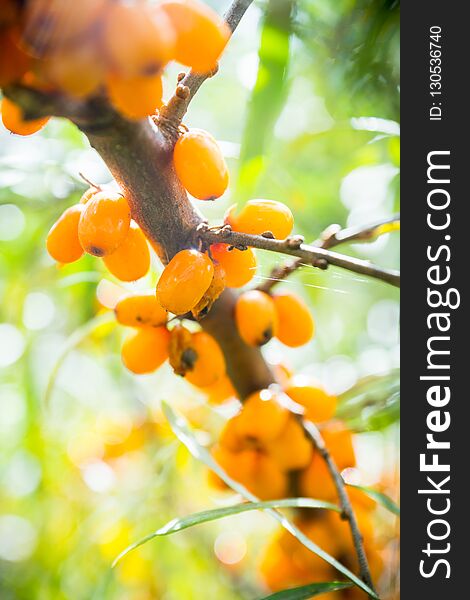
[0,0,399,598]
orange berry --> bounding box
[234,389,289,444]
[78,191,131,257]
[210,243,256,288]
[160,0,230,73]
[1,97,49,136]
[211,446,288,500]
[322,423,356,470]
[79,186,99,204]
[103,221,150,282]
[115,293,167,329]
[191,262,225,320]
[0,29,30,87]
[273,292,315,347]
[46,204,84,264]
[285,381,337,423]
[169,327,226,387]
[235,290,278,346]
[106,72,163,119]
[265,417,313,471]
[156,249,214,315]
[121,326,170,374]
[299,454,336,502]
[224,200,294,239]
[259,537,319,593]
[103,2,174,77]
[21,0,109,57]
[42,45,104,98]
[173,128,229,200]
[201,375,237,405]
[218,418,244,452]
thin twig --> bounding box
[198,225,400,288]
[257,215,400,293]
[157,0,255,135]
[301,419,377,597]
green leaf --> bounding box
[161,403,379,599]
[337,370,400,432]
[347,484,400,517]
[258,581,352,599]
[113,498,339,567]
[236,0,294,202]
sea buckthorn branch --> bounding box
[301,418,377,596]
[198,224,401,288]
[257,214,401,294]
[158,0,255,136]
[3,82,112,127]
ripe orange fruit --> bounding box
[224,200,294,239]
[234,389,289,444]
[121,326,170,374]
[156,249,214,315]
[42,45,104,98]
[235,290,278,346]
[265,417,313,471]
[78,191,131,257]
[1,97,50,136]
[103,2,174,77]
[259,536,318,593]
[211,446,288,500]
[21,0,109,57]
[160,0,230,73]
[79,186,99,204]
[321,423,355,470]
[285,381,337,423]
[191,262,225,319]
[272,292,315,347]
[115,293,167,328]
[210,243,256,288]
[103,221,150,282]
[169,327,226,387]
[173,128,229,200]
[106,72,163,120]
[0,29,30,87]
[46,204,84,264]
[299,454,336,502]
[201,375,236,405]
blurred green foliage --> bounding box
[0,1,399,598]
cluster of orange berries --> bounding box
[46,185,152,282]
[209,385,384,596]
[0,0,230,132]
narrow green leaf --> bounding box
[347,484,400,517]
[44,311,115,407]
[161,403,379,599]
[258,581,352,599]
[113,497,340,567]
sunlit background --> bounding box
[0,0,399,598]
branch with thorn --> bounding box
[198,222,400,288]
[256,215,400,293]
